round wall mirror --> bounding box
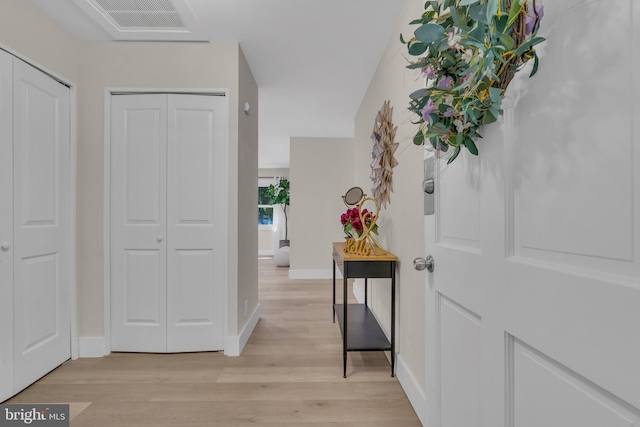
[342,187,365,207]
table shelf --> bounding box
[333,304,391,351]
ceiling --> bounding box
[31,0,407,168]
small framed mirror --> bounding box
[342,187,365,207]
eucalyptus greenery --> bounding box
[402,0,545,163]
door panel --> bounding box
[166,95,225,352]
[0,49,14,402]
[13,58,70,393]
[510,338,640,427]
[111,94,167,352]
[438,294,481,427]
[425,1,640,426]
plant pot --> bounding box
[279,239,290,248]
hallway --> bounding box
[7,258,421,426]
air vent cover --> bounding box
[93,0,185,29]
[70,0,206,40]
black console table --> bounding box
[332,242,397,378]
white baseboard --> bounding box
[78,337,107,358]
[288,269,343,280]
[258,250,274,256]
[396,353,427,426]
[225,303,260,356]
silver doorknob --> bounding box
[156,235,163,242]
[413,255,434,272]
[422,178,434,194]
[1,241,10,251]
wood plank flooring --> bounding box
[7,258,422,426]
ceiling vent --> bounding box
[71,0,207,40]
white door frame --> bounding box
[0,43,78,361]
[103,88,230,355]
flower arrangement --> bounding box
[341,205,379,238]
[402,0,545,163]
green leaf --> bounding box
[529,54,540,77]
[494,15,508,34]
[400,33,406,44]
[409,88,432,100]
[430,137,439,149]
[486,0,498,22]
[513,37,546,55]
[409,19,423,25]
[506,0,523,28]
[432,122,450,133]
[463,138,479,155]
[425,1,439,11]
[413,130,425,146]
[447,146,461,164]
[450,6,460,26]
[469,4,487,24]
[408,42,428,56]
[483,108,498,124]
[407,61,428,70]
[414,23,445,44]
[459,0,480,6]
[489,87,503,102]
[442,52,457,68]
[489,105,501,117]
[499,33,514,50]
[455,131,464,146]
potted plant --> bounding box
[267,177,290,247]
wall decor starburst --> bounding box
[370,100,399,209]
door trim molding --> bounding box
[103,88,230,355]
[0,42,78,361]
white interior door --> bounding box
[0,49,14,402]
[166,95,225,352]
[111,93,225,353]
[12,57,71,393]
[423,2,640,426]
[111,94,168,352]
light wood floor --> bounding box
[8,258,422,426]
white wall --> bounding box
[236,47,260,340]
[0,0,82,83]
[353,0,427,401]
[289,137,354,278]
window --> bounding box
[258,182,274,229]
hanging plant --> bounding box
[401,0,545,164]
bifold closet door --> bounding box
[0,49,14,402]
[111,94,225,353]
[12,57,71,393]
[111,94,168,352]
[166,95,225,352]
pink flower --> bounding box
[422,66,437,80]
[525,5,544,35]
[421,99,438,123]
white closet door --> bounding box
[166,95,225,352]
[111,94,168,352]
[0,50,14,402]
[12,58,70,392]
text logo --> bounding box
[0,405,69,427]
